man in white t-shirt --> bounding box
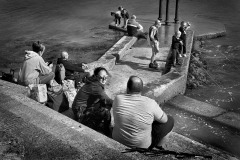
[112,76,174,150]
[149,20,162,69]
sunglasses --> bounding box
[99,76,108,81]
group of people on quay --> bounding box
[8,6,191,152]
[111,6,190,73]
[16,43,174,149]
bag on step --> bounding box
[28,84,48,103]
[1,69,16,83]
[46,88,69,113]
[62,79,77,108]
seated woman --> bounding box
[72,67,113,137]
[18,41,54,86]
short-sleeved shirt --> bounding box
[112,94,164,148]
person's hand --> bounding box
[38,44,45,57]
[82,63,88,70]
[49,63,53,69]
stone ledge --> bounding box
[167,95,226,117]
[109,23,127,33]
[214,112,240,131]
[87,36,137,72]
[0,80,145,160]
[194,31,226,41]
[143,30,194,104]
[1,80,237,160]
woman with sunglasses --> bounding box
[72,67,113,136]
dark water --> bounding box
[183,0,240,113]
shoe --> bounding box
[183,54,187,57]
[176,62,181,65]
[179,54,182,58]
[155,146,165,151]
[149,63,158,69]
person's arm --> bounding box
[153,101,168,123]
[39,45,45,57]
[155,111,168,123]
[98,89,113,110]
[38,57,52,74]
[137,23,143,31]
[63,60,85,73]
[149,27,156,41]
[150,27,158,42]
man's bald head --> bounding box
[127,76,143,94]
[61,51,69,60]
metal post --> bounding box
[158,0,163,21]
[174,0,179,23]
[165,0,170,25]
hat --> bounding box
[131,15,136,19]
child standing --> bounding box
[111,10,121,27]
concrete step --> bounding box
[165,95,240,158]
[167,95,240,130]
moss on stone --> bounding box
[187,50,210,89]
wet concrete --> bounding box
[163,102,240,158]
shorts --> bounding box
[150,40,159,54]
[148,115,174,150]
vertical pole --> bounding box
[174,0,179,23]
[165,0,170,25]
[158,0,163,21]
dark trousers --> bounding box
[39,72,55,84]
[148,115,174,150]
[180,34,186,54]
[162,49,180,74]
[172,49,180,64]
[115,17,121,25]
[72,104,112,137]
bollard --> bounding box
[165,0,170,25]
[174,0,179,23]
[158,0,163,21]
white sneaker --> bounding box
[179,54,182,58]
[183,54,187,57]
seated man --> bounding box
[18,41,54,86]
[112,76,174,150]
[56,51,90,86]
[72,67,113,136]
[127,15,147,39]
